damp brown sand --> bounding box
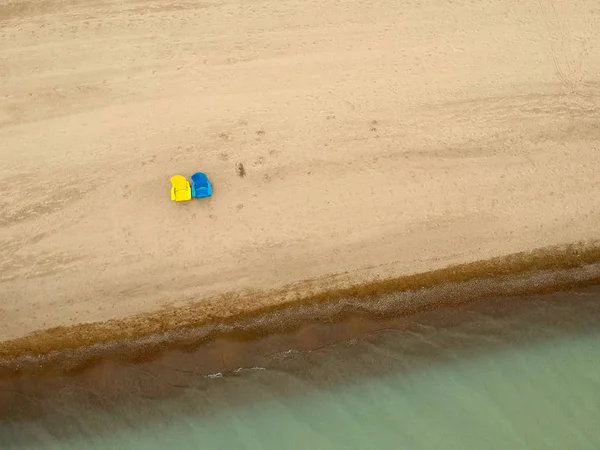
[1,283,600,444]
[1,242,600,365]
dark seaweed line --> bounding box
[1,241,600,371]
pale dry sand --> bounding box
[1,0,600,343]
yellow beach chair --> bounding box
[170,175,192,202]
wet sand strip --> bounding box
[1,241,600,368]
[1,242,600,370]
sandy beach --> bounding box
[1,0,600,347]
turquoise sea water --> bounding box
[2,287,600,449]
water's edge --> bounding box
[2,241,600,372]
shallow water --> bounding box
[2,286,600,449]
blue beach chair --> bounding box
[191,172,212,198]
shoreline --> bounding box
[2,282,600,442]
[2,241,600,368]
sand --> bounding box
[1,0,600,344]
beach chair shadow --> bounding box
[170,175,192,202]
[191,172,212,198]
